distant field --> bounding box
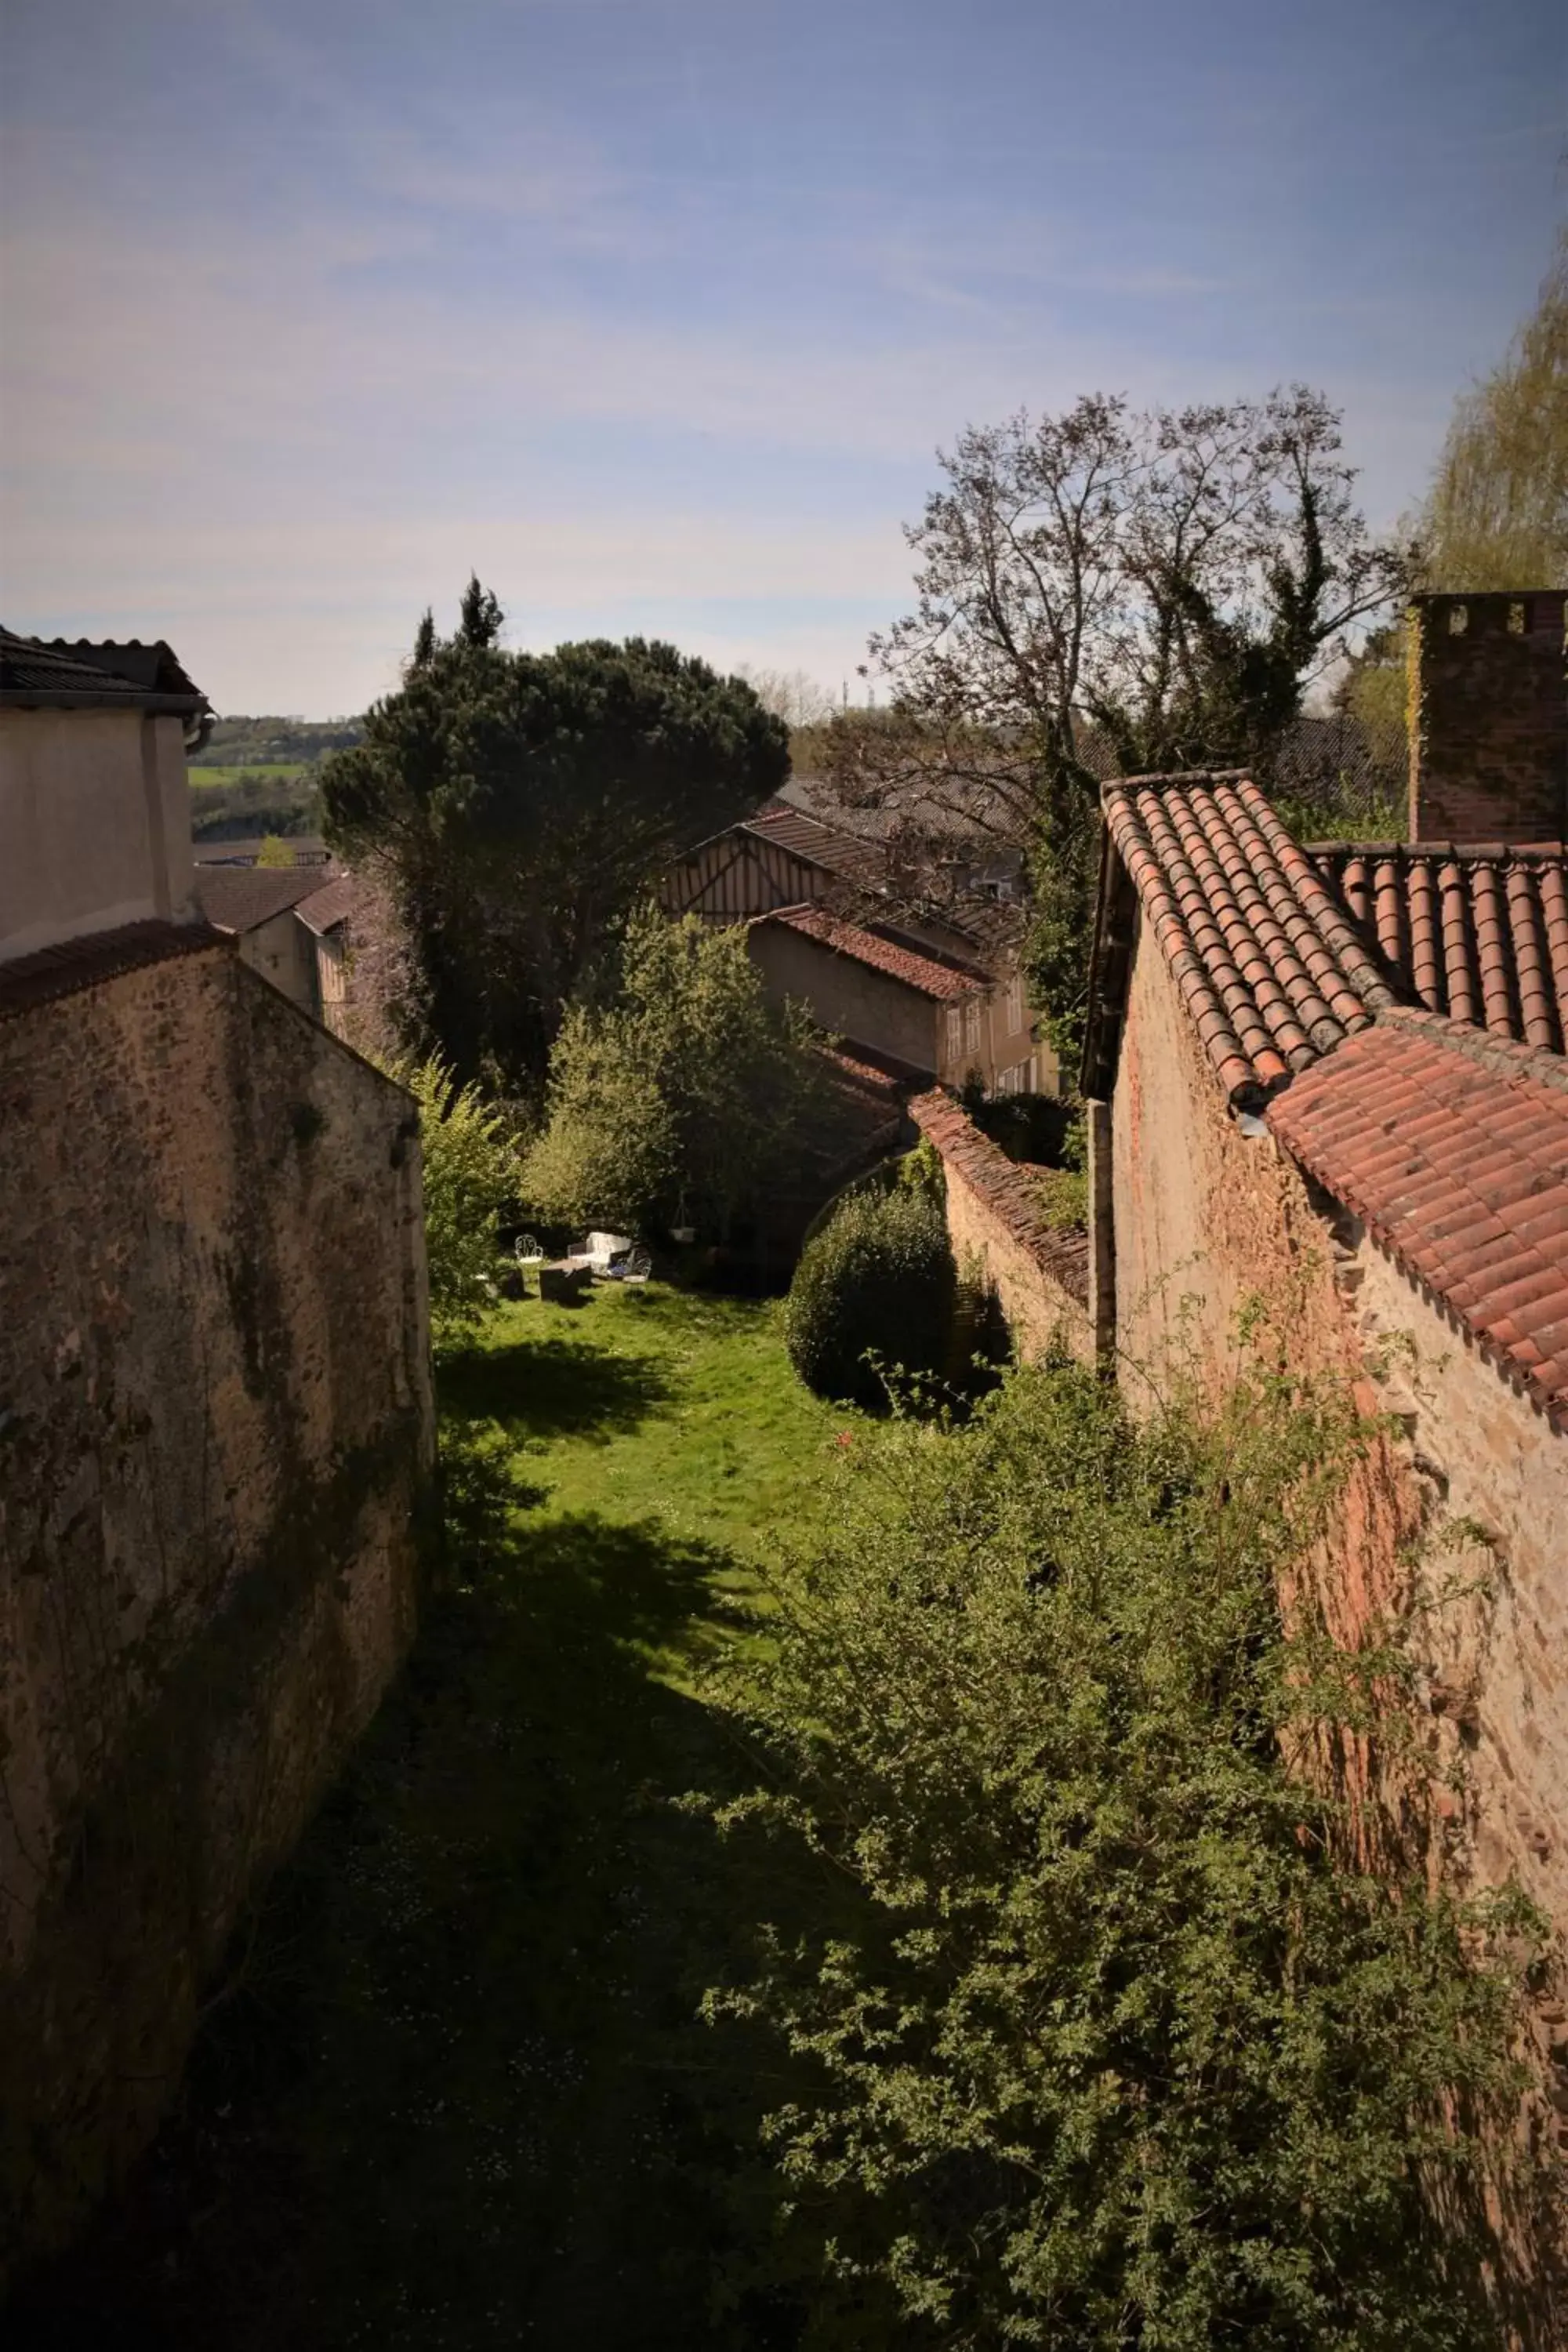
[187,763,309,789]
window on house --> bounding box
[946,1006,963,1062]
[964,998,982,1055]
[1004,975,1026,1032]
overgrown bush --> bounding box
[392,1055,519,1350]
[785,1188,956,1408]
[700,1352,1553,2348]
[521,903,829,1236]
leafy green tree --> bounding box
[521,905,829,1235]
[700,1352,1551,2349]
[321,586,789,1091]
[1327,236,1566,821]
[394,1054,518,1350]
[1418,230,1567,590]
[820,390,1400,1062]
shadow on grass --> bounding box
[437,1328,672,1443]
[8,1504,824,2352]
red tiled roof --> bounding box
[0,920,227,1021]
[826,1036,936,1089]
[1100,770,1396,1105]
[194,866,343,933]
[292,875,357,935]
[1309,843,1568,1052]
[1266,1015,1568,1422]
[743,801,887,889]
[753,903,985,1001]
[910,1087,1091,1305]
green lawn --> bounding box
[18,1285,858,2352]
[187,762,310,788]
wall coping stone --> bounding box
[910,1086,1090,1306]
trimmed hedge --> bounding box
[785,1187,956,1407]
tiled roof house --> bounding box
[746,900,1039,1093]
[1080,588,1568,1943]
[667,795,1050,1095]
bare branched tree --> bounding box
[807,388,1403,1058]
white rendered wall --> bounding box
[0,709,198,962]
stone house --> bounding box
[663,796,890,920]
[0,629,434,2281]
[192,862,356,1035]
[747,901,1040,1093]
[1080,588,1568,1947]
[670,797,1052,1094]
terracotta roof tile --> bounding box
[751,903,985,1001]
[1099,771,1393,1105]
[0,919,227,1019]
[194,865,346,933]
[1310,843,1568,1053]
[909,1087,1090,1305]
[1267,1022,1568,1421]
[743,801,888,891]
[292,875,357,935]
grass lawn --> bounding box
[187,762,310,788]
[15,1285,859,2352]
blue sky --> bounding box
[2,0,1563,715]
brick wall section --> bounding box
[909,1089,1094,1364]
[1408,590,1567,845]
[0,940,434,2278]
[1111,920,1568,1956]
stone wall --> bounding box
[1109,920,1568,1945]
[1408,590,1567,844]
[910,1090,1094,1365]
[0,935,434,2281]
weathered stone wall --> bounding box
[1109,920,1568,1947]
[0,938,434,2280]
[910,1091,1094,1365]
[1408,590,1567,844]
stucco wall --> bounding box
[0,941,434,2277]
[1109,913,1568,1943]
[933,978,1037,1091]
[238,905,321,1017]
[748,923,939,1071]
[0,709,198,962]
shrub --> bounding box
[521,904,829,1236]
[700,1352,1552,2348]
[785,1188,956,1407]
[392,1055,519,1350]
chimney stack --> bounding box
[1406,590,1566,845]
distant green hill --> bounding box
[187,714,362,839]
[201,715,364,765]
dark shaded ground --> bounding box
[6,1298,846,2352]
